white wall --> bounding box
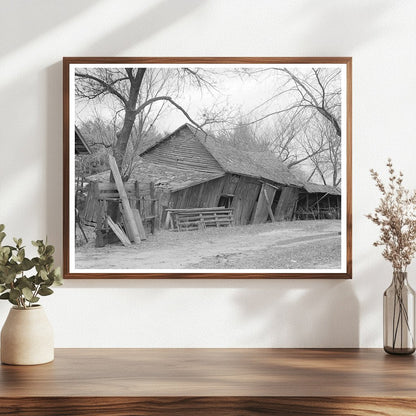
[0,0,415,347]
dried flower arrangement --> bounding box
[366,159,416,272]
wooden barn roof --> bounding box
[87,159,225,192]
[303,182,341,195]
[75,126,92,155]
[142,124,303,187]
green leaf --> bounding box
[9,288,21,301]
[17,276,35,290]
[0,232,5,244]
[39,269,48,281]
[0,224,5,232]
[8,297,18,306]
[2,271,17,285]
[38,287,53,296]
[0,292,9,299]
[13,237,22,248]
[20,258,33,271]
[45,245,55,256]
[0,246,10,255]
[3,245,16,251]
[52,267,63,285]
[17,248,25,263]
[0,286,7,294]
[22,287,34,301]
[0,250,9,266]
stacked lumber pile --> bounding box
[165,207,234,232]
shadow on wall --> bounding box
[45,0,205,263]
[84,0,206,55]
[233,280,359,348]
[1,0,101,56]
[288,0,393,53]
[354,244,397,348]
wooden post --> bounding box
[95,200,105,248]
[108,155,141,244]
[134,181,140,210]
[150,182,157,234]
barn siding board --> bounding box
[82,182,100,225]
[169,176,225,211]
[231,176,261,225]
[252,183,277,224]
[202,177,224,207]
[221,174,240,195]
[142,129,224,174]
[274,187,300,221]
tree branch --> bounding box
[75,72,128,106]
[288,146,328,168]
[133,96,205,131]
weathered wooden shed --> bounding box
[137,123,303,226]
[295,182,341,220]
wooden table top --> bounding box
[1,348,415,398]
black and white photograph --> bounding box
[64,58,351,278]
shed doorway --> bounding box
[218,194,234,208]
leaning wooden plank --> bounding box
[253,183,277,224]
[108,155,141,243]
[263,188,276,223]
[131,208,147,240]
[106,216,131,247]
[120,205,147,241]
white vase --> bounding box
[1,305,54,365]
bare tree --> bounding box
[228,67,342,184]
[277,68,341,137]
[241,67,341,137]
[299,116,341,186]
[75,68,214,180]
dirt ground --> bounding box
[75,220,342,270]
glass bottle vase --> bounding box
[383,271,415,355]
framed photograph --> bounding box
[63,57,352,279]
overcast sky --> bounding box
[74,64,343,135]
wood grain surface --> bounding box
[1,348,415,415]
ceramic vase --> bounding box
[1,305,54,365]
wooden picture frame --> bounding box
[63,57,352,279]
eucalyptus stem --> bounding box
[0,225,62,309]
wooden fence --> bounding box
[165,207,234,232]
[81,181,158,237]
